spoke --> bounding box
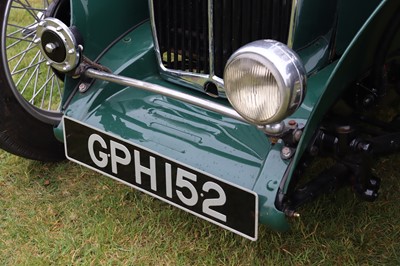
[14,0,42,22]
[6,31,36,49]
[7,22,37,30]
[10,5,46,13]
[31,56,42,105]
[8,44,37,62]
[7,22,39,37]
[21,0,34,9]
[16,0,41,22]
[47,75,55,110]
[12,58,46,76]
[7,27,25,38]
[19,63,41,95]
[15,50,41,87]
[6,5,38,80]
[29,73,56,103]
[55,74,63,110]
[40,64,51,108]
[6,34,35,43]
[43,0,50,8]
[12,42,38,74]
[11,40,36,76]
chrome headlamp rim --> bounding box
[223,39,307,126]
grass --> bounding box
[1,149,399,265]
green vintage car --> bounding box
[0,0,399,240]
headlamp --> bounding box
[223,40,306,125]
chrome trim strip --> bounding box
[208,0,215,77]
[287,0,299,48]
[148,0,163,70]
[84,68,245,123]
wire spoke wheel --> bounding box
[3,0,69,123]
[0,0,69,161]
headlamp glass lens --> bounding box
[224,56,281,124]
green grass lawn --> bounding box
[0,149,399,265]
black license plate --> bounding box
[63,116,258,240]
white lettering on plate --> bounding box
[134,150,157,191]
[87,133,227,222]
[88,134,108,168]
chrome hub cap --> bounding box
[35,17,81,72]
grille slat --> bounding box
[202,0,209,73]
[214,0,222,76]
[231,0,241,54]
[187,1,193,71]
[240,0,251,48]
[251,0,261,40]
[173,0,178,69]
[152,0,292,80]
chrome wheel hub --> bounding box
[35,17,81,72]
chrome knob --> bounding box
[45,43,57,54]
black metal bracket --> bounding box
[286,153,380,211]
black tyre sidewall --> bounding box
[0,1,65,161]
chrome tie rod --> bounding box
[84,68,244,121]
[84,68,286,135]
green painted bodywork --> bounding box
[292,0,382,74]
[55,0,399,232]
[70,0,148,61]
[291,0,338,50]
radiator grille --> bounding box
[213,0,293,77]
[152,0,293,82]
[153,0,210,74]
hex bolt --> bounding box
[293,130,303,142]
[281,146,293,160]
[62,63,70,71]
[79,83,89,93]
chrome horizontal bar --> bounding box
[84,68,247,123]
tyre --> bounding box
[0,0,70,161]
